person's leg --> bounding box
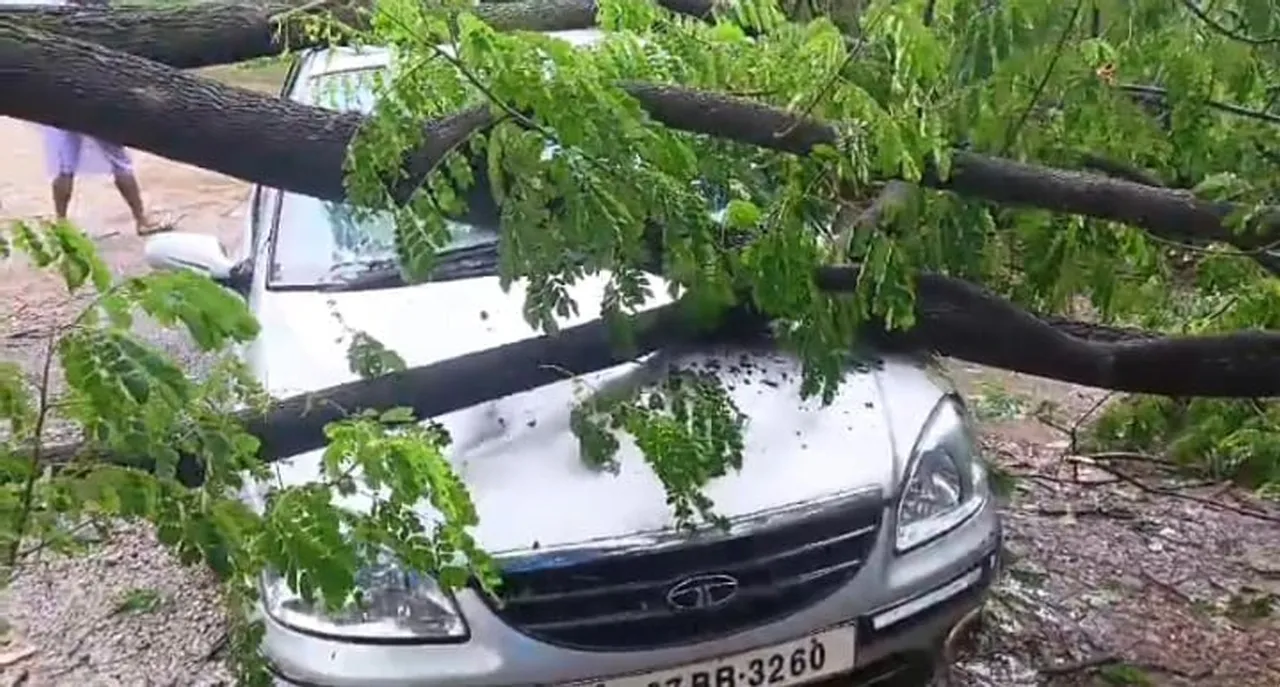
[46,130,83,220]
[94,138,161,234]
[52,174,75,220]
[111,172,150,230]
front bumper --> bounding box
[268,498,1002,687]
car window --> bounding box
[268,65,500,289]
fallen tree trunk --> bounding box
[0,19,492,203]
[0,0,716,68]
[2,23,1278,387]
[3,17,1276,253]
[0,1,315,69]
[36,265,1280,483]
[6,14,1280,477]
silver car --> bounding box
[143,29,1001,687]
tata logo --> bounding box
[665,573,740,611]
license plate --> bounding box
[569,626,857,687]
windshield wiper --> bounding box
[432,242,499,281]
[314,258,403,292]
[314,243,499,292]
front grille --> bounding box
[483,493,883,651]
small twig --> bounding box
[775,12,885,139]
[13,516,104,560]
[5,329,59,570]
[199,630,229,663]
[1140,569,1195,604]
[1002,0,1086,154]
[1011,471,1117,488]
[1180,0,1280,46]
[1067,456,1280,522]
[942,604,985,666]
[1199,294,1243,327]
[268,0,334,24]
[1042,652,1213,680]
[1035,503,1137,519]
[1117,82,1280,126]
[2,327,52,343]
[1065,392,1116,453]
[1041,653,1122,675]
[1140,228,1280,260]
[1083,450,1176,466]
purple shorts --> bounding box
[41,126,134,179]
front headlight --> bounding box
[262,561,468,641]
[895,397,990,553]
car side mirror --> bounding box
[144,232,250,294]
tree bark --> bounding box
[3,17,1276,254]
[0,19,494,204]
[0,0,717,67]
[7,13,1280,479]
[0,1,315,69]
[37,266,1280,484]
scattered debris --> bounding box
[943,366,1280,687]
[0,643,36,670]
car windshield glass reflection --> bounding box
[268,63,766,290]
[268,65,501,289]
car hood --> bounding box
[243,273,910,554]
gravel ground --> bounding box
[943,368,1280,686]
[1,108,246,686]
[0,286,237,686]
[2,108,1279,685]
[3,525,233,687]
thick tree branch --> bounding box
[5,10,1280,479]
[621,82,1280,250]
[1075,152,1280,276]
[0,1,325,69]
[0,19,493,203]
[0,0,717,67]
[8,18,1275,255]
[35,266,1280,483]
[8,5,1280,252]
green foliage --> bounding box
[573,367,747,528]
[9,0,1280,682]
[112,587,165,616]
[1088,395,1280,490]
[1098,662,1156,686]
[969,382,1029,422]
[321,0,1280,498]
[0,222,493,684]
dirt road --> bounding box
[0,63,280,344]
[0,114,252,389]
[1,66,1278,686]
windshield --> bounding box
[268,65,499,289]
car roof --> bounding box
[303,28,608,78]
